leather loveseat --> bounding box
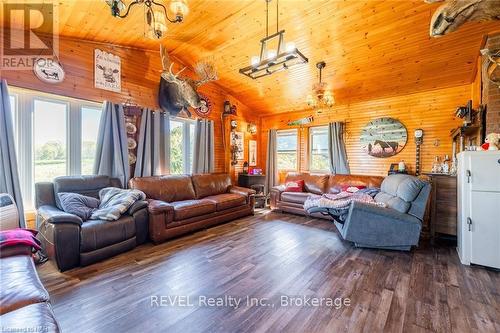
[129,173,255,243]
[270,172,384,219]
[0,244,60,332]
[36,175,149,271]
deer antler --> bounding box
[194,61,218,87]
[160,44,187,84]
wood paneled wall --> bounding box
[1,35,261,179]
[260,85,472,179]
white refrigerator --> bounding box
[457,151,500,269]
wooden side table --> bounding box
[425,173,457,240]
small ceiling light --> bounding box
[239,0,307,79]
[307,61,335,113]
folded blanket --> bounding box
[304,191,385,222]
[91,187,146,221]
[0,229,41,251]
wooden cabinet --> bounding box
[425,174,457,238]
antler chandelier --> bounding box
[306,61,334,113]
[104,0,188,40]
[239,0,308,79]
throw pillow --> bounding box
[58,192,100,221]
[341,185,367,193]
[284,180,305,192]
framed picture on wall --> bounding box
[249,140,257,166]
[231,131,244,160]
[94,49,121,93]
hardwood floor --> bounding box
[36,211,500,333]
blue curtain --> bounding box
[0,80,25,227]
[192,119,215,174]
[134,109,170,177]
[328,122,350,175]
[265,129,278,194]
[93,101,129,187]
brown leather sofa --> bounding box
[270,172,384,219]
[129,173,255,243]
[0,245,60,332]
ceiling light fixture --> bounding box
[306,61,334,113]
[239,0,308,79]
[104,0,188,40]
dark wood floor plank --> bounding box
[35,211,500,333]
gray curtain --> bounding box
[0,80,25,227]
[265,129,278,194]
[328,122,350,175]
[93,101,129,187]
[192,119,215,174]
[134,109,170,177]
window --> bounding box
[309,126,329,171]
[277,129,298,170]
[81,107,102,175]
[33,99,68,183]
[9,87,101,208]
[169,118,195,174]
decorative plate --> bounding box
[33,58,65,84]
[126,122,137,134]
[195,95,212,117]
[127,138,137,150]
[128,152,136,165]
[360,117,407,158]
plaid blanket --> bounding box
[90,187,146,221]
[304,191,385,223]
[0,229,41,251]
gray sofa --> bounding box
[35,176,149,271]
[337,174,431,251]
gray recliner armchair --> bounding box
[35,175,149,271]
[336,174,431,251]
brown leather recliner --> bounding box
[270,172,384,219]
[0,245,60,332]
[129,173,255,243]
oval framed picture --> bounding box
[195,95,212,118]
[360,117,408,158]
[33,58,65,84]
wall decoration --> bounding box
[360,117,407,158]
[287,115,314,126]
[159,44,217,117]
[194,94,212,117]
[33,58,65,84]
[249,140,257,166]
[231,131,244,160]
[94,49,121,92]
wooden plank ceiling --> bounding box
[5,0,500,114]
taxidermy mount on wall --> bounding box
[159,44,218,117]
[426,0,500,37]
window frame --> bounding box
[169,116,196,174]
[309,125,330,173]
[276,128,299,171]
[9,87,101,209]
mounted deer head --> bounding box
[158,44,218,117]
[427,0,500,37]
[481,49,500,88]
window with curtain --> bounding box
[277,129,298,171]
[169,117,195,174]
[309,126,329,172]
[8,87,101,208]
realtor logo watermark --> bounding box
[151,295,352,310]
[1,1,59,70]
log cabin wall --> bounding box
[1,35,261,180]
[259,85,472,180]
[482,33,500,134]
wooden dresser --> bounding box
[425,174,457,238]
